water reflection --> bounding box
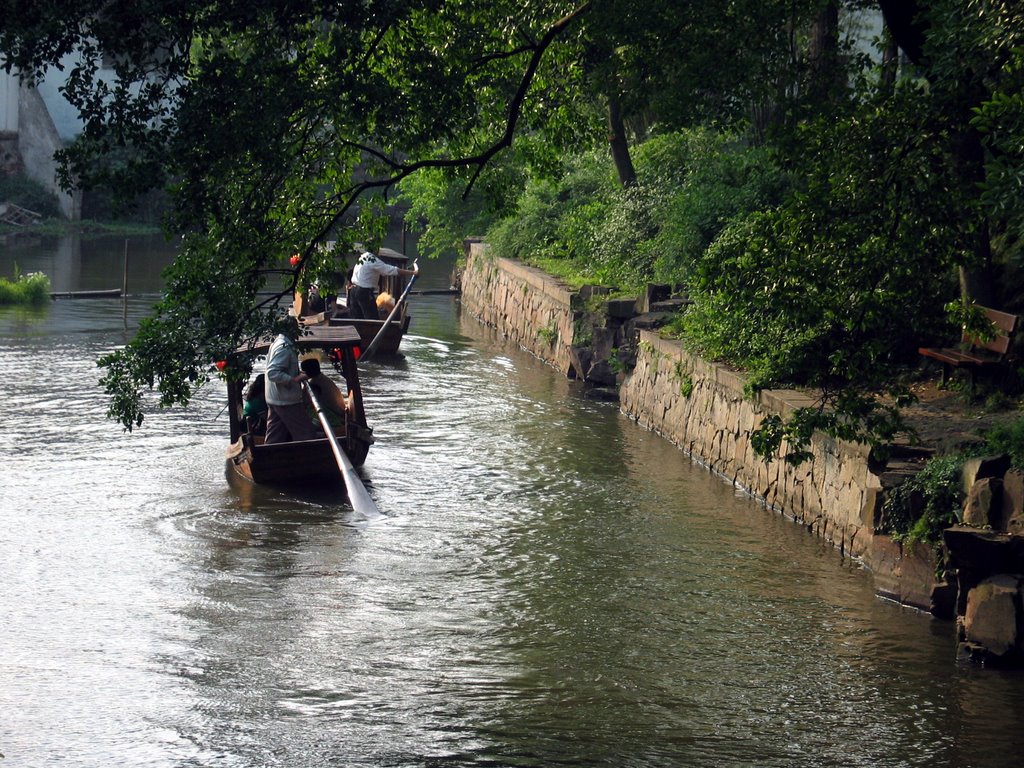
[0,231,179,293]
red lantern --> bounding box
[215,360,227,371]
[353,346,361,360]
[289,254,301,266]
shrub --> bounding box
[487,149,616,274]
[986,416,1024,468]
[486,131,787,294]
[0,271,52,305]
[0,175,61,219]
[650,144,790,284]
[881,454,966,545]
[399,159,525,259]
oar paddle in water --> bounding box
[303,381,380,519]
[359,261,418,362]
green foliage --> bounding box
[1,1,599,428]
[0,271,51,305]
[674,86,974,460]
[986,417,1024,469]
[879,407,1024,546]
[6,0,1024,441]
[671,360,694,397]
[928,1,1024,246]
[608,348,626,375]
[399,161,524,259]
[881,454,966,546]
[537,322,558,346]
[486,129,787,292]
[0,175,61,219]
[487,149,617,276]
[639,133,791,284]
[944,299,998,346]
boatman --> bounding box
[347,250,417,320]
[264,327,319,444]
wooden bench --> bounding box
[919,305,1019,391]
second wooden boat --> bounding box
[224,325,374,486]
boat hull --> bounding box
[226,435,370,486]
[329,315,410,355]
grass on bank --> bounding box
[0,219,162,238]
[0,271,52,306]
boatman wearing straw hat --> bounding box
[347,250,417,320]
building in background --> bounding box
[0,66,85,221]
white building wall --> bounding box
[35,55,94,141]
[0,70,19,134]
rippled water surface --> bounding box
[3,237,1024,767]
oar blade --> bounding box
[338,450,382,521]
[303,381,382,520]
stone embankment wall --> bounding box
[944,458,1024,664]
[460,242,939,613]
[459,241,579,377]
[618,331,941,610]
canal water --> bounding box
[3,234,1024,767]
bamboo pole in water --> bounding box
[122,239,129,327]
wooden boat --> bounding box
[224,325,374,486]
[49,288,123,299]
[292,247,413,356]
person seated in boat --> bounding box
[306,284,326,315]
[347,250,417,319]
[300,357,352,428]
[293,283,326,319]
[376,291,396,318]
[264,327,319,444]
[243,373,268,435]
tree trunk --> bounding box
[606,93,636,188]
[880,27,899,95]
[956,126,996,306]
[879,0,997,306]
[878,0,926,65]
[807,0,841,103]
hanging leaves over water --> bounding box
[2,0,592,428]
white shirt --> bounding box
[264,334,302,406]
[351,251,400,289]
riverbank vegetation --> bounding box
[2,1,1022,453]
[0,270,51,306]
[879,415,1024,546]
[401,2,1024,465]
[0,174,162,236]
[0,174,60,220]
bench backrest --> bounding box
[964,306,1019,356]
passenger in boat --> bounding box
[376,291,396,318]
[305,284,326,315]
[264,331,318,444]
[347,250,417,319]
[300,358,352,427]
[243,373,268,435]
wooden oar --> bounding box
[359,262,419,362]
[303,381,381,519]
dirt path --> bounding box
[898,378,1017,454]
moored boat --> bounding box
[293,246,413,356]
[224,325,374,486]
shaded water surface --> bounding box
[2,237,1024,767]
